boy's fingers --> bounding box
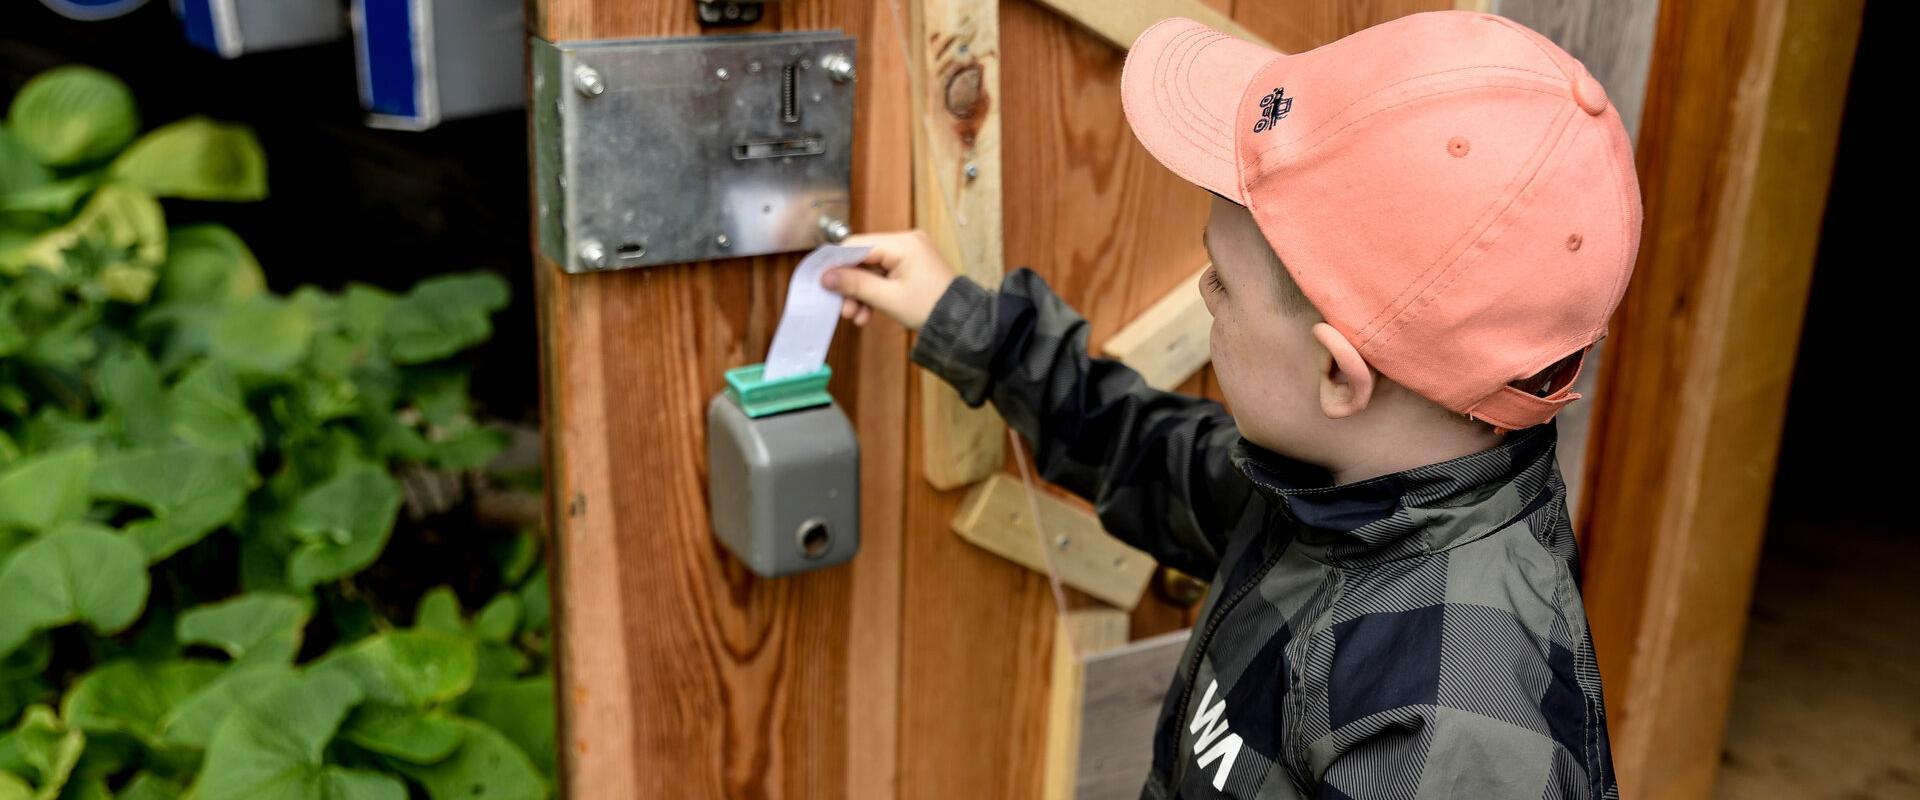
[840,296,858,320]
[854,306,872,326]
[822,266,898,308]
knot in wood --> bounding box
[945,65,984,119]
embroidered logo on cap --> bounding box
[1253,88,1293,133]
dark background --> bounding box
[1,1,538,425]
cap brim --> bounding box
[1121,18,1280,204]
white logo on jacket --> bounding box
[1189,679,1243,791]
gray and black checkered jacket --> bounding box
[912,270,1618,799]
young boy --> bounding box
[825,10,1637,799]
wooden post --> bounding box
[529,2,910,796]
[1576,0,1864,796]
[913,0,1006,490]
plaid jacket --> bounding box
[912,270,1618,799]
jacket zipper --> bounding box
[1169,537,1289,780]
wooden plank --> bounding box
[1042,609,1133,800]
[530,1,911,797]
[953,473,1156,610]
[1575,0,1864,796]
[1100,266,1213,392]
[1026,0,1269,51]
[1075,629,1191,799]
[913,0,1006,490]
[1233,1,1453,56]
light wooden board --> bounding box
[914,0,1006,490]
[1074,629,1192,799]
[1027,0,1269,50]
[953,473,1156,610]
[1043,609,1134,800]
[1101,266,1213,392]
[1575,0,1864,796]
[530,1,910,796]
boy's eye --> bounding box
[1204,267,1226,295]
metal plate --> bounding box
[532,32,856,273]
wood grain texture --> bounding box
[531,1,910,797]
[1026,0,1268,50]
[1042,609,1133,800]
[1075,630,1192,799]
[914,0,1007,490]
[953,473,1157,610]
[1232,0,1454,55]
[1101,265,1213,392]
[1575,0,1864,796]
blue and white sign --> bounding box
[175,0,344,59]
[352,0,524,130]
[38,0,149,21]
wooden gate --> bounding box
[526,0,1860,796]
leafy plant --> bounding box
[0,66,551,798]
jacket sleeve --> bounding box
[910,269,1255,578]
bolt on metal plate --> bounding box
[532,32,857,273]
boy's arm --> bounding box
[911,270,1252,575]
[811,224,1249,579]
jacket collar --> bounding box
[1230,422,1560,564]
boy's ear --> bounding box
[1312,322,1375,419]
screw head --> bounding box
[715,66,730,81]
[819,216,851,244]
[964,162,979,181]
[572,64,604,97]
[822,53,855,83]
[715,233,732,249]
[576,240,608,269]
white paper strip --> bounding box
[763,244,872,381]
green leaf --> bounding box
[6,67,138,168]
[115,773,183,800]
[518,567,550,635]
[95,349,169,444]
[285,468,400,588]
[177,594,308,667]
[0,771,29,800]
[192,670,407,800]
[168,361,260,450]
[0,523,148,657]
[59,660,220,746]
[383,274,509,364]
[430,424,508,471]
[0,449,93,534]
[456,678,556,779]
[209,295,314,375]
[339,705,461,764]
[471,596,520,643]
[159,665,296,749]
[387,719,546,800]
[4,184,165,291]
[414,588,462,635]
[0,129,52,195]
[497,531,539,586]
[91,442,250,561]
[314,631,476,708]
[109,117,266,201]
[0,176,97,217]
[91,441,249,511]
[0,706,82,800]
[155,224,263,307]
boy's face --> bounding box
[1200,196,1339,457]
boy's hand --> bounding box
[821,230,957,331]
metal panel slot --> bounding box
[734,138,826,159]
[781,61,799,123]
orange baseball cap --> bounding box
[1121,11,1642,430]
